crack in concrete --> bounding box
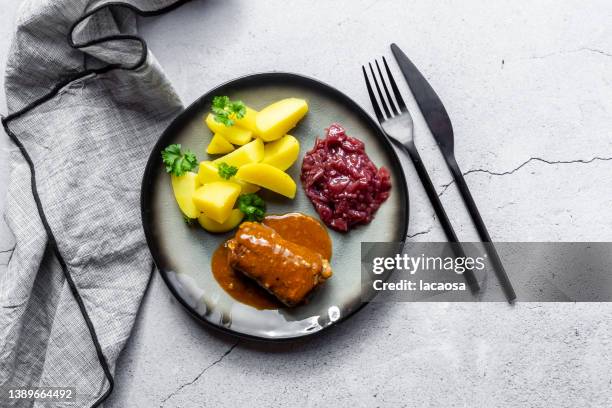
[580,47,612,57]
[522,47,612,60]
[159,342,239,407]
[407,226,433,238]
[438,155,612,197]
[407,214,437,238]
[496,201,517,210]
[399,155,611,240]
[0,246,15,266]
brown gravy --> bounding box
[263,213,332,260]
[211,213,332,309]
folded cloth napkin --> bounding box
[0,0,187,406]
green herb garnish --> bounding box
[183,214,195,226]
[161,144,198,176]
[237,193,266,222]
[211,96,246,127]
[218,162,238,180]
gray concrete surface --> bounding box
[2,0,612,407]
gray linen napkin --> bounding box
[0,0,187,406]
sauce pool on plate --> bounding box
[211,213,332,309]
[263,213,332,260]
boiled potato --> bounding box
[198,209,244,233]
[256,98,308,142]
[205,114,252,145]
[206,133,234,154]
[197,161,260,194]
[261,135,300,171]
[212,138,264,168]
[197,161,224,184]
[171,172,200,219]
[234,106,259,136]
[236,163,297,199]
[192,181,241,223]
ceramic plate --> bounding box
[141,73,408,340]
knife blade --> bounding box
[390,43,455,156]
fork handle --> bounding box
[403,142,480,292]
[447,157,516,302]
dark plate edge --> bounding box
[140,72,409,342]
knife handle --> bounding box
[403,142,480,293]
[447,157,516,302]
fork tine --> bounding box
[375,60,399,116]
[362,65,384,122]
[383,56,408,113]
[369,62,392,118]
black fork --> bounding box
[363,57,480,293]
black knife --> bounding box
[391,43,516,303]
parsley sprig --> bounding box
[218,162,238,180]
[211,96,246,127]
[161,144,198,176]
[237,193,266,222]
[183,214,195,226]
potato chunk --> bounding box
[212,138,264,168]
[171,172,201,219]
[234,106,259,136]
[205,114,252,145]
[197,161,260,194]
[261,135,300,171]
[236,163,296,199]
[198,209,244,233]
[192,182,241,223]
[206,133,234,154]
[255,98,308,142]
